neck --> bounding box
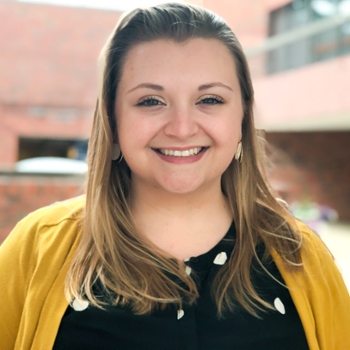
[131,178,229,216]
[130,180,233,260]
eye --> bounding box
[136,96,166,107]
[196,95,224,105]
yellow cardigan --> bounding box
[0,197,349,349]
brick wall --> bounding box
[266,131,350,221]
[0,173,85,243]
[0,1,121,107]
[0,1,121,169]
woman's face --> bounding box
[115,38,243,196]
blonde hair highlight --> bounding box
[66,3,302,317]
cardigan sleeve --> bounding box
[0,215,40,350]
[0,197,84,350]
[273,223,350,350]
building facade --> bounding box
[190,0,350,221]
[0,0,349,241]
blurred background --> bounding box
[0,0,349,287]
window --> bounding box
[267,0,350,73]
[18,138,88,161]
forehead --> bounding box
[118,38,239,88]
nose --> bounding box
[164,106,199,140]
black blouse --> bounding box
[53,224,309,350]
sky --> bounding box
[18,0,183,12]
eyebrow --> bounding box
[198,82,233,91]
[126,81,233,94]
[127,83,164,94]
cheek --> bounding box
[117,118,157,165]
[213,117,242,146]
[116,121,135,161]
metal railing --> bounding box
[244,12,350,58]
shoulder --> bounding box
[21,195,85,229]
[14,195,85,241]
[0,196,85,266]
[277,219,349,303]
[15,195,84,249]
[282,223,350,347]
[295,221,335,269]
[273,219,348,293]
[0,196,86,349]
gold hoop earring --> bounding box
[234,141,243,163]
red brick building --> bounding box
[0,0,349,241]
[0,1,122,240]
[192,0,350,221]
[0,0,121,167]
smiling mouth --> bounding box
[156,147,206,157]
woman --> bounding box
[1,3,349,349]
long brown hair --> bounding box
[66,3,302,317]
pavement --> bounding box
[317,221,350,291]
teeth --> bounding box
[159,147,203,157]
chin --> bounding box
[160,178,205,195]
[165,187,198,195]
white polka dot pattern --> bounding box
[72,299,89,311]
[185,266,192,275]
[213,252,227,265]
[274,297,286,315]
[177,309,184,320]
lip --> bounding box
[153,146,208,164]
